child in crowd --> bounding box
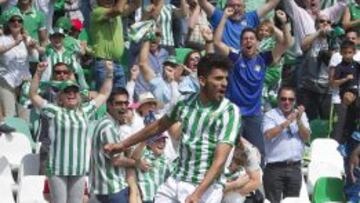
[132,111,171,203]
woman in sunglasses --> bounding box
[30,60,114,203]
[0,7,38,133]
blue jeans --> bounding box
[96,187,129,203]
[93,60,126,91]
[241,115,265,168]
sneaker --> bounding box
[0,123,15,134]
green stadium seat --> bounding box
[312,177,346,203]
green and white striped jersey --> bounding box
[41,100,97,176]
[166,94,241,185]
[137,148,170,202]
[41,47,89,90]
[157,4,175,47]
[90,114,128,195]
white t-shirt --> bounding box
[329,50,360,104]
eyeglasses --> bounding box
[318,19,331,24]
[9,18,23,24]
[55,70,70,75]
[280,97,295,102]
[227,3,244,8]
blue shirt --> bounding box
[226,51,273,116]
[135,48,169,98]
[262,108,310,164]
[210,8,259,50]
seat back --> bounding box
[0,133,32,169]
[312,177,346,203]
[309,119,330,143]
[0,177,15,203]
[17,153,40,183]
[0,156,15,184]
[5,117,35,149]
[17,175,47,203]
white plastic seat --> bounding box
[0,132,32,170]
[17,175,47,203]
[0,177,15,203]
[0,156,15,184]
[307,161,343,194]
[17,153,40,183]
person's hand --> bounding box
[276,10,288,24]
[201,26,213,42]
[130,65,140,81]
[185,192,201,203]
[224,7,235,18]
[26,38,37,49]
[137,159,152,172]
[296,105,305,121]
[104,142,125,155]
[349,149,360,183]
[346,74,354,80]
[104,60,114,72]
[164,67,175,82]
[287,110,299,123]
[319,26,331,36]
[343,92,356,106]
[36,61,48,74]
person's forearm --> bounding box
[214,15,227,45]
[188,6,200,29]
[98,69,113,98]
[281,23,293,48]
[179,0,190,17]
[139,41,156,81]
[301,31,320,51]
[264,120,291,140]
[192,144,232,197]
[273,26,284,44]
[30,71,42,99]
[297,120,310,141]
[343,19,360,30]
[122,117,172,149]
[205,41,215,53]
[112,155,136,167]
[0,41,17,54]
[331,78,351,87]
[224,176,249,192]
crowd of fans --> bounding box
[0,0,359,202]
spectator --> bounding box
[104,54,241,203]
[141,0,189,55]
[346,140,360,202]
[29,61,113,203]
[329,29,360,142]
[297,14,334,121]
[0,7,37,124]
[16,0,48,46]
[222,137,262,203]
[214,8,292,165]
[90,88,138,203]
[199,0,281,50]
[262,86,310,203]
[89,0,140,90]
[332,40,360,143]
[342,0,360,31]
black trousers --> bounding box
[263,163,302,203]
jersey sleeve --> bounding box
[217,105,241,146]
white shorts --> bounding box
[154,176,223,203]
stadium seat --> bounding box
[309,119,330,143]
[17,175,47,203]
[307,139,344,194]
[0,177,16,203]
[0,133,32,170]
[4,117,36,150]
[312,177,346,203]
[17,153,40,183]
[0,156,15,185]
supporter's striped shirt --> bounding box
[137,148,169,202]
[90,114,128,195]
[157,4,175,47]
[41,48,89,90]
[166,94,241,184]
[41,100,97,176]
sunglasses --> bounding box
[9,18,23,24]
[114,101,129,106]
[55,70,70,75]
[280,97,295,102]
[63,87,79,94]
[318,19,331,24]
